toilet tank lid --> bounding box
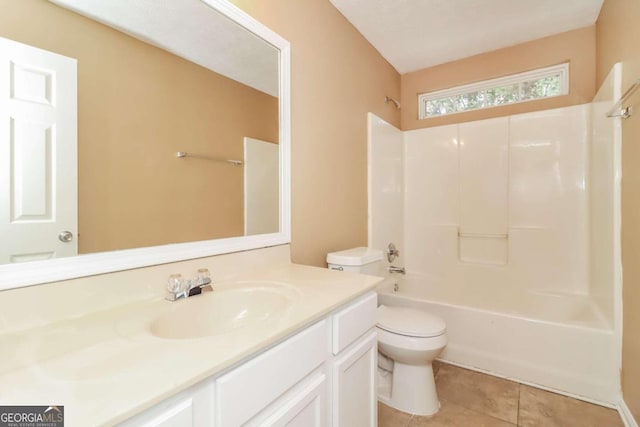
[377,305,446,338]
[326,247,383,266]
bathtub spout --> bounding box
[389,266,406,274]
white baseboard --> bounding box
[619,399,639,427]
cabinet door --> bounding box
[248,372,327,427]
[332,330,377,427]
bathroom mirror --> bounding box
[0,0,291,289]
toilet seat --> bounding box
[377,305,446,338]
[377,326,448,353]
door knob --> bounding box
[58,231,73,243]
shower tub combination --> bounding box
[368,65,623,407]
[377,275,618,405]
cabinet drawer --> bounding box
[332,292,377,354]
[215,320,328,426]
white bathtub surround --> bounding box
[403,105,592,296]
[0,245,382,426]
[368,66,622,407]
[368,113,404,268]
[590,64,623,365]
[458,118,510,264]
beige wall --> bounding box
[0,0,278,254]
[401,26,596,130]
[230,0,401,266]
[597,0,640,421]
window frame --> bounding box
[418,63,570,120]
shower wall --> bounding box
[589,64,622,325]
[404,105,591,296]
[368,81,621,402]
[369,93,619,327]
[368,113,404,268]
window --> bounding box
[418,63,569,119]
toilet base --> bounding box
[380,361,440,416]
[377,367,392,400]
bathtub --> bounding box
[377,275,619,405]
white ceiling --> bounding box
[49,0,279,97]
[329,0,604,74]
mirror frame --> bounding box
[0,0,291,290]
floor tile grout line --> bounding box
[438,364,520,424]
[462,400,519,426]
[380,361,624,426]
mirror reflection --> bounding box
[0,0,280,265]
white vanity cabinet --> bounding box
[117,291,377,427]
[330,292,378,427]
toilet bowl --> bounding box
[377,305,447,416]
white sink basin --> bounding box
[150,281,300,339]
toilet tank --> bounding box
[326,247,383,275]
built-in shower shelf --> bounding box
[458,232,508,239]
[458,229,508,266]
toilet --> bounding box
[326,247,448,416]
[377,305,447,416]
[327,246,384,275]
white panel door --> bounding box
[332,330,377,427]
[0,37,77,263]
[244,137,279,235]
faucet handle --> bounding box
[188,269,213,297]
[167,274,183,292]
[386,243,400,263]
[196,268,211,285]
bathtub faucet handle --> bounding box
[388,265,406,275]
[386,243,400,262]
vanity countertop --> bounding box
[0,264,381,426]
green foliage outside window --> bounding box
[423,73,563,118]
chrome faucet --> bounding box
[388,265,406,275]
[165,268,214,301]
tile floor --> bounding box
[378,362,624,427]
